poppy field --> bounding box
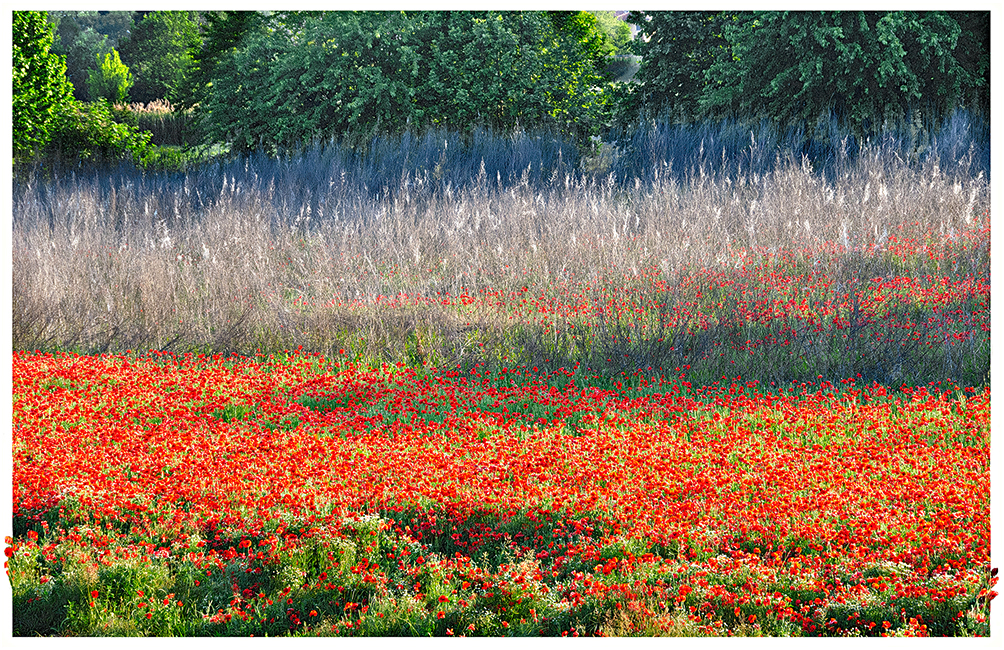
[8,121,995,636]
[8,223,995,636]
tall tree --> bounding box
[117,11,202,105]
[13,11,76,159]
[626,11,988,131]
[191,11,321,106]
[700,11,987,131]
[626,11,743,122]
[87,49,133,104]
[200,11,611,153]
[50,11,135,101]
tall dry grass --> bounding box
[113,99,197,146]
[12,117,989,385]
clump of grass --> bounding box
[113,99,199,147]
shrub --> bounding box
[87,49,132,104]
[43,99,152,166]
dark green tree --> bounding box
[191,11,322,106]
[13,11,76,159]
[201,11,611,153]
[948,12,990,115]
[66,11,134,46]
[699,11,988,132]
[624,11,744,123]
[625,11,988,131]
[117,11,202,105]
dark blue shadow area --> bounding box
[609,109,988,185]
[14,109,987,231]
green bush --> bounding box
[201,11,611,153]
[117,11,201,106]
[43,99,152,165]
[87,49,132,104]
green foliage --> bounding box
[118,11,202,106]
[53,11,134,47]
[590,11,633,54]
[200,11,611,153]
[13,11,77,161]
[547,11,615,69]
[193,11,321,98]
[702,12,985,132]
[87,49,132,103]
[627,11,989,132]
[947,12,990,115]
[43,100,152,165]
[627,11,741,123]
[51,15,112,101]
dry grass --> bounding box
[12,133,988,384]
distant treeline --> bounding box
[14,10,990,168]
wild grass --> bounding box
[112,99,198,147]
[12,111,989,387]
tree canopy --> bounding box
[117,11,202,106]
[200,11,613,153]
[629,10,989,132]
[87,49,133,104]
[13,11,76,159]
[13,10,991,168]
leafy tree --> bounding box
[118,11,202,105]
[87,49,132,103]
[50,12,136,101]
[590,11,633,54]
[64,11,134,46]
[191,11,321,106]
[51,14,96,100]
[624,11,744,123]
[14,11,150,168]
[547,11,615,68]
[13,11,76,159]
[625,11,988,132]
[948,12,990,115]
[193,11,261,96]
[201,11,611,153]
[700,11,987,132]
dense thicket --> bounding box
[13,11,76,160]
[13,11,151,168]
[117,11,202,106]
